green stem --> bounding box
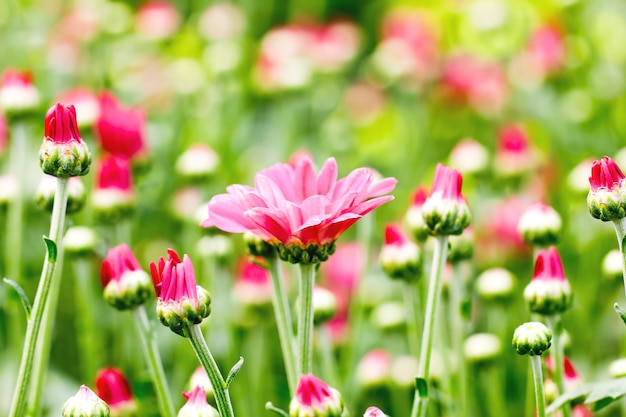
[612,219,626,298]
[267,256,298,394]
[187,324,235,417]
[403,281,421,357]
[72,259,100,382]
[449,264,468,417]
[317,325,339,388]
[133,306,176,417]
[8,177,69,417]
[298,263,316,376]
[546,315,572,417]
[531,355,547,417]
[411,235,449,417]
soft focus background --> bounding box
[1,0,626,415]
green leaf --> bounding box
[546,377,626,413]
[614,303,626,325]
[415,377,428,398]
[3,278,32,319]
[265,402,288,417]
[43,236,57,262]
[225,357,244,388]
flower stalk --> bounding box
[298,263,316,376]
[546,315,572,417]
[531,355,547,417]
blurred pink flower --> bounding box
[440,53,508,115]
[180,385,218,416]
[356,349,392,387]
[290,374,343,417]
[494,124,537,176]
[364,406,387,417]
[135,0,180,40]
[0,68,39,113]
[95,367,136,413]
[56,88,101,128]
[95,92,148,159]
[202,155,396,255]
[96,155,133,193]
[527,23,566,75]
[101,244,143,288]
[232,258,273,306]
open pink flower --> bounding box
[202,155,396,262]
[95,367,136,413]
[95,92,148,159]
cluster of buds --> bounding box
[587,156,626,221]
[421,164,471,236]
[39,103,91,178]
[101,244,153,310]
[523,246,572,316]
[379,224,421,282]
[289,374,344,417]
[517,202,562,247]
[150,249,211,336]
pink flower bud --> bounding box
[95,368,137,416]
[364,406,387,417]
[0,68,40,115]
[523,246,572,315]
[178,385,219,417]
[380,224,421,281]
[290,374,344,417]
[587,156,626,221]
[101,244,152,310]
[95,92,148,160]
[92,155,134,224]
[421,163,471,235]
[62,385,110,417]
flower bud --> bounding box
[449,138,489,176]
[602,249,623,281]
[464,333,501,364]
[0,69,40,117]
[62,385,110,417]
[40,103,91,178]
[176,144,220,182]
[422,164,471,236]
[587,156,626,221]
[65,226,99,257]
[512,321,552,356]
[312,286,338,326]
[517,202,562,246]
[150,250,212,336]
[0,174,20,208]
[232,259,273,309]
[243,231,275,258]
[447,227,474,263]
[289,374,344,417]
[523,246,572,316]
[95,368,138,417]
[36,175,86,214]
[364,407,387,417]
[96,92,148,160]
[178,385,219,417]
[92,156,134,224]
[370,301,406,331]
[356,349,391,388]
[101,244,153,310]
[379,224,421,282]
[475,267,516,303]
[404,187,430,243]
[188,366,216,404]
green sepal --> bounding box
[3,278,32,319]
[43,236,57,263]
[415,377,428,398]
[225,357,244,389]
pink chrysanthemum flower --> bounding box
[101,244,152,310]
[364,406,387,417]
[95,92,148,160]
[289,374,344,417]
[178,385,219,417]
[150,249,211,336]
[39,103,91,178]
[587,156,626,221]
[202,155,397,264]
[380,224,421,282]
[95,367,137,417]
[421,163,471,236]
[523,246,572,316]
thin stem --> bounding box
[612,219,626,297]
[187,324,235,417]
[531,355,547,417]
[317,325,339,388]
[546,315,572,417]
[298,263,316,376]
[411,235,449,417]
[72,259,100,382]
[133,306,176,417]
[403,281,421,357]
[8,177,69,417]
[449,264,468,417]
[267,256,298,394]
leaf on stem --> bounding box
[225,357,244,388]
[3,278,31,319]
[265,401,289,417]
[546,377,626,413]
[415,377,428,398]
[43,236,57,263]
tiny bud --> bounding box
[95,367,137,417]
[178,385,219,417]
[64,226,99,257]
[602,249,623,281]
[92,156,134,224]
[62,385,110,417]
[523,247,572,315]
[517,202,562,247]
[40,103,91,178]
[512,321,552,356]
[448,138,489,176]
[290,374,344,417]
[475,267,516,302]
[188,367,216,404]
[422,164,471,236]
[609,358,626,379]
[35,175,86,214]
[380,224,422,282]
[364,406,387,417]
[0,174,20,208]
[464,333,502,364]
[356,349,391,388]
[175,144,220,182]
[312,286,338,326]
[101,244,153,310]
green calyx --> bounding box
[157,286,211,337]
[587,189,626,222]
[276,241,336,264]
[103,271,153,311]
[422,198,472,236]
[39,139,91,178]
[523,279,572,316]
